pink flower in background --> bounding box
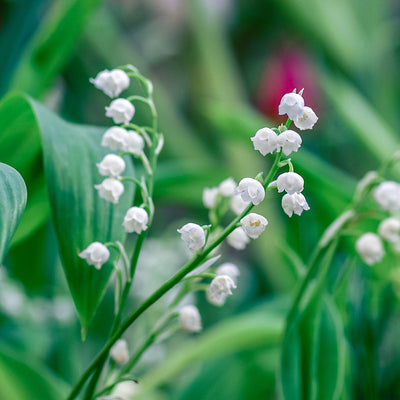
[255,44,321,121]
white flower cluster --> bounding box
[250,92,317,218]
[207,263,239,306]
[356,180,400,265]
[80,68,151,271]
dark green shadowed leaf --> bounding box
[0,343,69,400]
[0,163,27,264]
[29,99,134,335]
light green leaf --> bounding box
[0,343,69,400]
[0,92,134,333]
[0,163,27,264]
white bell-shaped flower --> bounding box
[227,227,250,250]
[206,275,236,307]
[203,187,219,209]
[356,233,384,265]
[277,172,304,194]
[105,98,135,124]
[110,339,129,365]
[177,223,206,251]
[97,154,126,178]
[230,194,250,215]
[278,92,305,120]
[281,193,310,217]
[123,130,144,155]
[378,218,400,242]
[216,263,240,284]
[374,181,400,212]
[90,69,130,98]
[95,178,124,204]
[240,213,268,239]
[293,106,318,130]
[179,305,202,332]
[237,178,265,206]
[101,127,128,151]
[251,127,278,156]
[277,130,302,156]
[111,380,139,399]
[219,177,236,196]
[79,242,110,270]
[122,207,149,234]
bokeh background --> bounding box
[1,0,400,399]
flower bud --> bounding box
[230,195,250,215]
[276,172,304,194]
[216,263,240,284]
[111,380,139,398]
[277,130,302,156]
[179,305,202,332]
[122,207,149,234]
[356,233,384,265]
[378,218,400,242]
[218,177,236,196]
[90,69,130,98]
[293,106,318,130]
[79,242,110,270]
[374,181,400,212]
[281,193,310,217]
[110,339,129,365]
[177,223,206,251]
[97,154,126,178]
[101,127,128,151]
[95,178,124,204]
[105,98,135,125]
[227,227,250,250]
[206,275,236,307]
[240,213,268,239]
[203,187,219,209]
[278,92,305,120]
[251,127,278,156]
[123,130,144,155]
[237,178,265,206]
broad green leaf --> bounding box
[279,241,346,400]
[0,93,134,333]
[0,163,27,263]
[0,343,69,400]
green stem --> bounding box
[67,151,282,400]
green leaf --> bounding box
[9,0,102,97]
[0,92,134,333]
[0,343,69,400]
[134,301,284,398]
[0,163,27,264]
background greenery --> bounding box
[0,0,399,399]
